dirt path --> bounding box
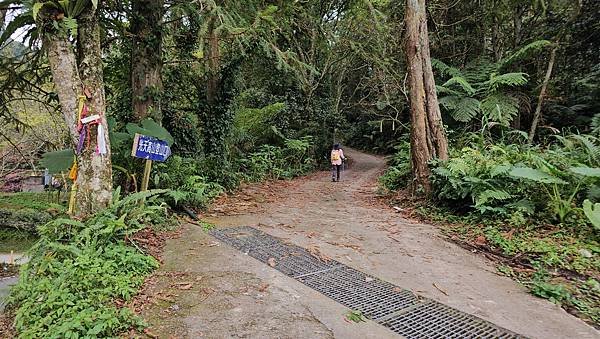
[141,148,598,338]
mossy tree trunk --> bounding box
[131,0,164,122]
[44,2,112,217]
[404,0,449,194]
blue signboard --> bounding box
[131,134,171,162]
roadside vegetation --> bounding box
[1,0,599,336]
[380,133,600,325]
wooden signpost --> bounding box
[131,133,171,191]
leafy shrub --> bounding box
[429,133,600,228]
[379,141,412,191]
[8,190,168,338]
[238,136,316,181]
[153,156,225,206]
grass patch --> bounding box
[0,192,66,233]
[0,229,38,253]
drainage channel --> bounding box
[210,226,526,339]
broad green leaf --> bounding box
[39,149,74,174]
[91,0,98,9]
[570,167,600,177]
[509,167,567,184]
[583,199,600,230]
[126,119,174,145]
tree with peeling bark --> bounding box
[404,0,448,194]
[36,0,112,217]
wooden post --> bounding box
[67,183,77,215]
[141,159,152,191]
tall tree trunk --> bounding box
[44,3,112,217]
[206,16,220,107]
[405,0,449,194]
[528,46,557,143]
[492,15,502,62]
[131,0,164,122]
[513,5,525,49]
[202,15,225,156]
[0,9,6,30]
[421,18,448,161]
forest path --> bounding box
[140,148,598,339]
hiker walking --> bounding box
[330,143,346,182]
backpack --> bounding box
[331,150,341,162]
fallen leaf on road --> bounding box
[258,283,269,292]
[474,235,487,246]
[307,245,332,262]
[177,283,193,290]
[326,241,363,253]
[387,226,400,234]
[268,257,276,267]
[144,328,159,338]
[392,287,403,293]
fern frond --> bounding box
[436,85,461,96]
[463,58,498,83]
[570,134,600,165]
[475,189,513,207]
[490,164,511,177]
[440,96,481,122]
[484,73,528,92]
[431,58,462,78]
[442,76,476,95]
[500,40,553,69]
[481,94,519,126]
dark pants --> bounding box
[331,164,342,181]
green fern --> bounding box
[570,135,600,166]
[500,40,553,69]
[435,59,527,127]
[442,76,476,95]
[475,189,513,207]
[484,73,528,92]
[481,94,520,126]
[432,58,462,78]
[439,96,481,122]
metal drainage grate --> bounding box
[210,226,281,250]
[381,301,522,339]
[297,266,423,321]
[210,227,341,278]
[210,226,526,339]
[247,244,342,278]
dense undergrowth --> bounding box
[5,190,173,338]
[151,134,317,207]
[381,132,600,325]
[2,128,318,337]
